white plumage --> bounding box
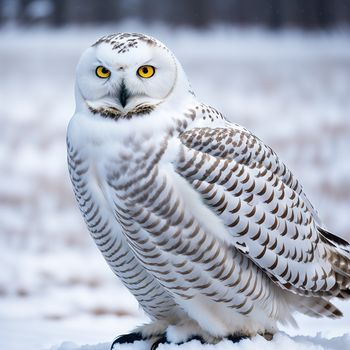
[67,33,350,346]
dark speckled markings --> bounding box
[102,128,277,317]
[92,32,165,53]
[176,123,350,306]
[88,103,157,121]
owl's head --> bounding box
[75,33,192,119]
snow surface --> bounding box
[52,332,350,350]
[1,22,350,350]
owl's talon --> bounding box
[226,334,249,343]
[178,335,206,345]
[150,335,169,350]
[110,332,144,349]
[261,332,274,341]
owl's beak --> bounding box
[118,81,130,108]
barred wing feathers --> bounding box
[175,125,350,300]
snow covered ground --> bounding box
[1,22,350,350]
[51,332,350,350]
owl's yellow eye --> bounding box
[137,65,155,79]
[96,66,111,78]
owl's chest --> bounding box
[73,132,252,306]
[93,135,166,188]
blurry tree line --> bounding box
[1,0,350,29]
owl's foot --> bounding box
[183,335,206,344]
[150,334,168,350]
[111,321,170,349]
[110,332,144,349]
[150,334,206,350]
[133,320,168,339]
[226,334,249,343]
[149,321,208,349]
[261,332,274,341]
[166,323,208,343]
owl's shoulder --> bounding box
[182,101,252,140]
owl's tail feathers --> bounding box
[296,296,343,319]
[284,227,349,321]
[318,227,350,299]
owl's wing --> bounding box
[174,124,350,297]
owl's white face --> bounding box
[75,33,182,118]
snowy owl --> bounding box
[67,33,350,349]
